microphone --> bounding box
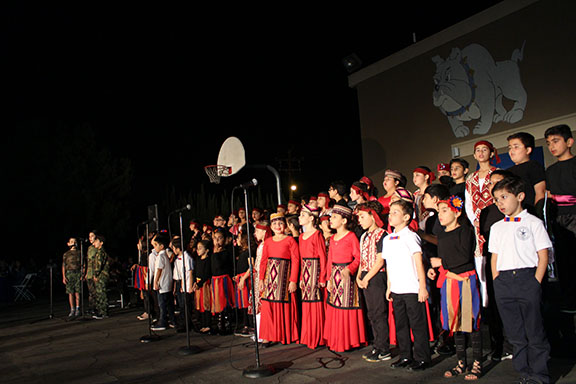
[238,178,258,189]
[171,204,192,213]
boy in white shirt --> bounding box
[489,176,551,384]
[384,199,431,371]
[151,233,175,331]
[171,237,194,331]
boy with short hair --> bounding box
[419,184,454,355]
[384,200,431,371]
[544,124,576,312]
[151,233,175,331]
[479,170,514,361]
[489,176,551,384]
[449,158,469,200]
[507,132,546,211]
[62,237,81,317]
[92,235,110,320]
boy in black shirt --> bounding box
[507,132,546,213]
[545,124,576,312]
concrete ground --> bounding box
[1,298,576,384]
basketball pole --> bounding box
[241,186,275,379]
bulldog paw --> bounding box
[452,125,470,137]
[503,109,524,124]
[473,121,491,135]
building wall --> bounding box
[353,0,576,189]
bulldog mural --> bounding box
[432,43,527,137]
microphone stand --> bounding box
[177,210,201,355]
[141,222,161,343]
[76,239,92,322]
[79,240,85,318]
[241,186,275,378]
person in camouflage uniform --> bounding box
[85,231,98,314]
[92,235,110,319]
[62,237,81,317]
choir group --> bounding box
[129,124,575,384]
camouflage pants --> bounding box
[87,279,96,310]
[94,278,108,316]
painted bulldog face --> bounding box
[432,50,474,112]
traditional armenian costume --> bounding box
[438,196,483,379]
[324,204,367,352]
[465,140,500,306]
[259,213,300,344]
[298,204,328,349]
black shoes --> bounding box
[390,358,429,371]
[390,358,413,369]
[407,360,429,371]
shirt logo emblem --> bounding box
[516,226,531,241]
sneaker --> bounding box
[74,308,80,317]
[501,352,513,360]
[151,325,167,331]
[68,309,75,318]
[92,314,109,320]
[137,313,149,321]
[364,349,392,362]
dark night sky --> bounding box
[2,3,503,257]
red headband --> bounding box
[309,196,317,201]
[413,167,436,182]
[360,176,374,189]
[474,140,501,164]
[437,163,449,171]
[288,200,300,207]
[438,195,464,213]
[358,206,384,228]
[255,224,273,239]
[351,184,369,201]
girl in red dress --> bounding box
[298,204,327,349]
[324,204,367,352]
[258,213,300,346]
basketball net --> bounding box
[204,165,230,184]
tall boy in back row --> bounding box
[544,124,576,312]
[507,132,546,213]
[489,176,551,384]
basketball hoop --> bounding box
[204,165,231,184]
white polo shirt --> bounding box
[155,250,173,294]
[488,210,552,272]
[173,251,194,292]
[148,250,157,281]
[381,226,422,294]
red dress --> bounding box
[299,230,327,349]
[259,236,300,344]
[324,231,367,352]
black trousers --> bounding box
[494,268,550,384]
[360,271,390,353]
[554,214,576,309]
[391,292,431,363]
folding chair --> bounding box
[13,273,36,302]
